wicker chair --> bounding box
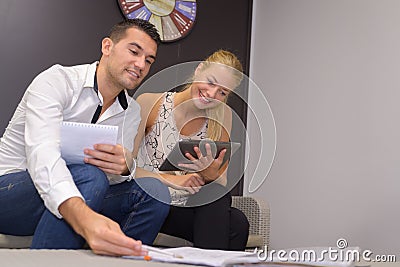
[0,196,269,249]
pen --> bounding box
[123,255,152,261]
[143,255,152,261]
[142,245,184,259]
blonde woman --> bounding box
[133,50,249,250]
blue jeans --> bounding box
[0,164,170,248]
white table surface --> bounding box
[0,249,397,267]
[0,249,191,267]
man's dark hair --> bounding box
[109,19,161,45]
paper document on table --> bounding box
[124,246,259,267]
[60,121,118,164]
[124,245,360,267]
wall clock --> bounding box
[118,0,197,42]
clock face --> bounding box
[118,0,197,42]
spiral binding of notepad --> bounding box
[62,121,118,130]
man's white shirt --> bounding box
[0,62,141,218]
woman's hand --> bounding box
[164,173,205,194]
[179,143,226,182]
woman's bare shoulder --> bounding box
[136,92,166,128]
[136,92,164,106]
[136,93,166,114]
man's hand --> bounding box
[84,144,132,175]
[59,197,146,256]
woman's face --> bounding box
[190,63,239,110]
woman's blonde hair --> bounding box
[195,50,243,140]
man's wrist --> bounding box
[123,158,136,180]
[59,197,90,236]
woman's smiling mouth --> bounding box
[198,91,211,104]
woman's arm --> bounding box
[135,167,204,194]
[132,93,160,158]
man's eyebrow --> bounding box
[128,42,156,60]
[128,42,143,50]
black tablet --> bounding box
[158,139,241,172]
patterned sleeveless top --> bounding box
[136,92,208,206]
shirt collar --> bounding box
[87,61,128,111]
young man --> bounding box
[0,19,170,256]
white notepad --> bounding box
[60,121,118,164]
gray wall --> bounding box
[0,1,122,133]
[247,0,399,257]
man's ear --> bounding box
[101,37,113,56]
